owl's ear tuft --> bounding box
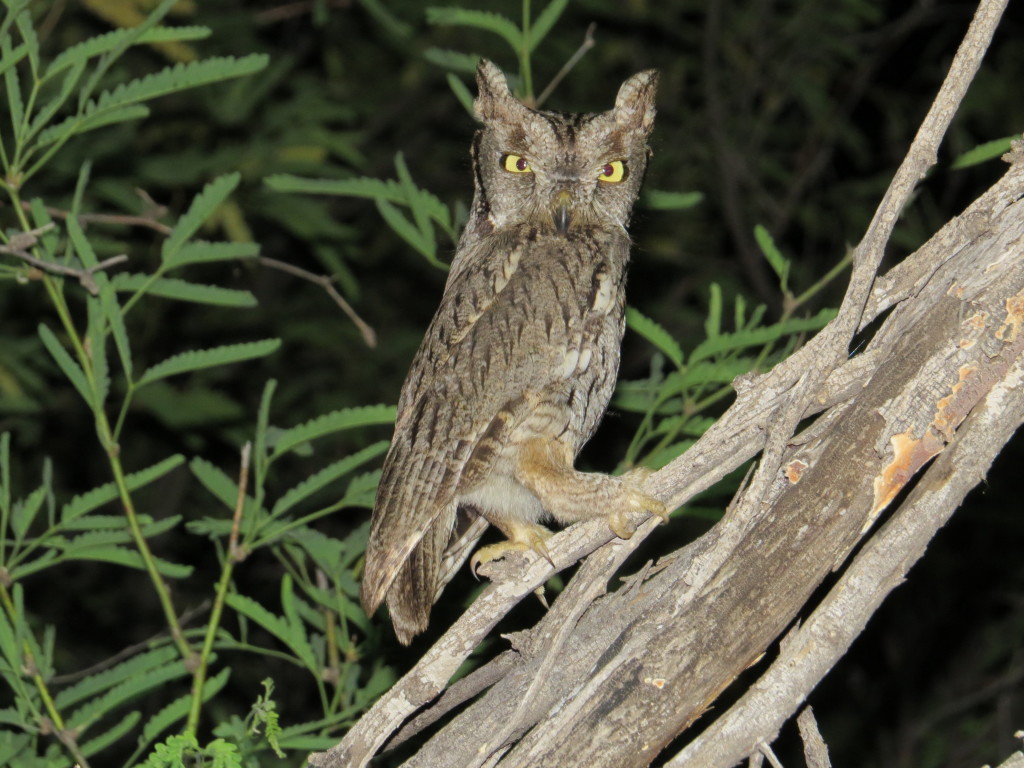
[613,69,658,135]
[474,59,522,123]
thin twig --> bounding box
[258,256,377,348]
[535,23,597,109]
[6,190,173,235]
[1,223,128,295]
[229,442,251,563]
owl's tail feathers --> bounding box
[361,503,459,646]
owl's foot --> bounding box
[470,521,552,576]
[606,467,669,539]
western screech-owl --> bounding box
[361,60,662,644]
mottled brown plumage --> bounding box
[362,60,661,644]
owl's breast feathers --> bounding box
[361,227,630,620]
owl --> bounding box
[361,60,663,644]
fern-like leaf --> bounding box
[162,173,242,261]
[754,224,790,290]
[528,0,571,52]
[55,647,179,709]
[189,457,246,512]
[270,405,396,461]
[139,668,230,749]
[270,441,389,518]
[66,657,190,731]
[35,105,151,148]
[426,8,522,52]
[80,711,141,759]
[38,324,93,406]
[44,26,212,82]
[626,307,684,368]
[227,592,288,640]
[265,173,452,233]
[137,339,281,388]
[111,273,257,307]
[423,47,480,73]
[642,189,705,210]
[11,485,46,541]
[61,455,184,522]
[163,240,259,269]
[690,308,835,363]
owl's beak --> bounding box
[552,190,572,235]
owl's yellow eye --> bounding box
[598,160,627,183]
[502,154,532,173]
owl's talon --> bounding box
[607,510,635,540]
[533,585,549,609]
[605,468,670,538]
[469,523,552,576]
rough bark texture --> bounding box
[310,3,1020,766]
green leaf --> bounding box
[11,484,46,541]
[139,667,230,749]
[189,457,242,511]
[162,173,242,261]
[704,283,723,340]
[163,240,260,269]
[690,308,835,363]
[225,593,292,649]
[26,59,86,145]
[45,26,212,81]
[111,273,257,307]
[0,41,30,82]
[56,544,192,578]
[61,455,185,522]
[950,136,1015,169]
[100,283,133,382]
[0,432,10,519]
[55,646,180,708]
[80,711,141,759]
[86,300,110,409]
[642,189,705,210]
[2,37,26,142]
[66,653,190,730]
[528,0,571,51]
[446,72,475,116]
[395,153,434,249]
[266,173,452,234]
[37,53,266,150]
[38,324,93,406]
[754,224,789,290]
[270,405,396,460]
[137,339,281,387]
[626,307,684,368]
[426,7,522,52]
[35,105,151,147]
[271,441,390,517]
[423,48,480,74]
[376,197,435,261]
[339,470,382,509]
[280,575,317,670]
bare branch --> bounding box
[1,223,128,295]
[257,256,377,348]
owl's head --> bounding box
[470,60,658,237]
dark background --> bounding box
[0,1,1021,766]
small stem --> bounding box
[520,0,533,104]
[186,442,251,736]
[0,584,91,768]
[535,23,597,109]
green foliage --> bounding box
[0,1,1016,766]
